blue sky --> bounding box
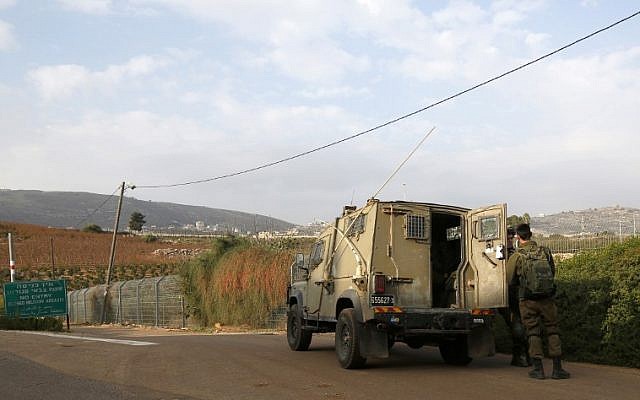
[1,1,639,225]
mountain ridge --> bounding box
[0,189,294,233]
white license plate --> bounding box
[371,295,394,306]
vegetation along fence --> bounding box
[67,275,185,328]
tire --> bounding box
[439,336,472,366]
[335,308,367,369]
[287,304,312,351]
[405,337,425,349]
[388,335,396,350]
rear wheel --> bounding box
[439,335,472,366]
[335,308,367,369]
[405,337,425,349]
[287,304,312,351]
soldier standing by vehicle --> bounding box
[503,226,530,367]
[507,223,570,380]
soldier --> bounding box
[507,223,570,380]
[503,226,530,367]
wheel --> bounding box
[388,335,396,350]
[405,337,425,349]
[439,336,472,366]
[287,304,312,351]
[335,308,367,369]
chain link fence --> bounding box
[67,275,185,328]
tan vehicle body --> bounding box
[287,199,508,368]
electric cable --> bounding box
[136,9,640,190]
[75,185,122,228]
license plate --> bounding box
[371,294,394,306]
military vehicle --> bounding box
[286,199,508,368]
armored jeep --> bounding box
[286,199,508,368]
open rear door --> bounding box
[460,204,507,309]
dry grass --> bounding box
[0,221,208,289]
[181,237,312,328]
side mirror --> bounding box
[295,253,306,269]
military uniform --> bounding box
[503,239,529,367]
[506,239,570,379]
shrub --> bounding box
[82,224,103,233]
[0,316,63,331]
[143,234,158,243]
[555,237,640,367]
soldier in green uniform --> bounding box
[503,226,530,367]
[506,223,570,380]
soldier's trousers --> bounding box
[519,298,562,359]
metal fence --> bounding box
[67,275,185,328]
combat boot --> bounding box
[528,357,545,379]
[551,357,570,379]
[510,349,529,367]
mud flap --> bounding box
[467,324,495,358]
[358,322,389,359]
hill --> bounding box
[531,206,640,236]
[0,189,294,233]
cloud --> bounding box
[56,0,112,15]
[0,0,15,9]
[27,64,91,100]
[27,55,168,100]
[0,20,16,50]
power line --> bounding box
[137,9,640,190]
[74,185,122,228]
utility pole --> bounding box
[8,233,16,282]
[619,219,623,243]
[50,237,56,279]
[101,182,126,324]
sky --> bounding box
[1,1,639,225]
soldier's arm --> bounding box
[507,254,520,287]
[546,248,556,276]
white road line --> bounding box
[4,330,158,346]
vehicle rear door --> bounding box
[461,204,508,309]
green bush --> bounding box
[143,234,158,243]
[0,316,63,331]
[82,224,103,233]
[555,237,640,367]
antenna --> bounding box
[325,127,437,277]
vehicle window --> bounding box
[309,240,325,267]
[347,214,366,236]
[479,216,499,240]
[446,226,461,241]
[405,214,427,239]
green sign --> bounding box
[3,280,68,318]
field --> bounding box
[0,222,209,290]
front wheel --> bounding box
[335,308,367,369]
[439,335,472,366]
[287,304,312,351]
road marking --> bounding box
[4,330,158,346]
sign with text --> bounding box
[3,280,68,318]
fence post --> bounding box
[155,276,166,327]
[136,279,143,325]
[181,295,185,329]
[116,281,125,325]
[82,288,88,323]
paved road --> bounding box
[1,326,639,400]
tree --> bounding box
[128,212,146,232]
[507,213,531,227]
[82,224,103,233]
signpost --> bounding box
[3,280,68,318]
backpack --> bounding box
[518,246,555,299]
